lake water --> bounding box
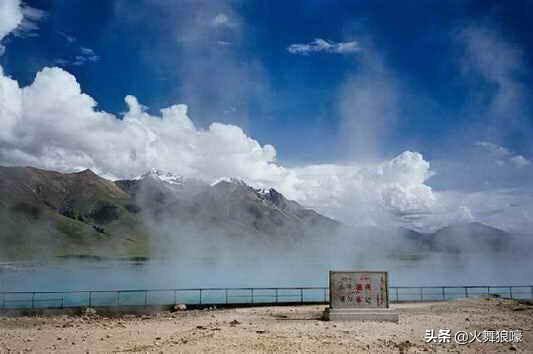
[1,252,531,292]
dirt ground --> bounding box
[0,298,532,353]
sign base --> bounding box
[323,307,399,322]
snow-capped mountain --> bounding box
[117,170,340,238]
[135,168,186,185]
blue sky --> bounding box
[2,0,533,231]
[4,0,532,164]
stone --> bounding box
[172,304,187,311]
[84,307,96,315]
[324,271,399,322]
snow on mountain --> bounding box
[135,168,186,185]
[210,177,248,187]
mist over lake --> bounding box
[2,249,531,292]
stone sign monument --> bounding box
[324,271,399,322]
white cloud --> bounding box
[285,151,436,226]
[57,31,76,44]
[211,13,236,28]
[0,0,23,54]
[287,38,361,55]
[474,141,530,168]
[0,65,436,228]
[13,4,46,38]
[0,0,45,54]
[80,47,95,55]
[54,46,100,67]
[510,155,530,168]
[212,13,228,26]
[418,188,533,234]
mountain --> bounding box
[0,165,513,262]
[0,166,339,261]
[115,171,340,246]
[0,166,150,261]
[401,222,511,254]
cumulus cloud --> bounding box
[286,151,436,226]
[287,38,361,55]
[0,65,436,227]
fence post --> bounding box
[442,287,445,301]
[509,287,513,299]
[300,288,304,304]
[465,287,468,298]
[31,292,35,309]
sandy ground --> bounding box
[0,298,532,353]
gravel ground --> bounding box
[0,298,532,353]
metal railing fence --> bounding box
[1,285,531,310]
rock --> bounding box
[229,319,241,326]
[85,307,96,315]
[172,304,187,312]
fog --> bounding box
[2,221,532,292]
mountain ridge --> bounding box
[0,166,339,260]
[0,165,514,261]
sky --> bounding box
[1,0,533,233]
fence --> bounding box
[1,286,532,310]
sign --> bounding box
[329,271,389,309]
